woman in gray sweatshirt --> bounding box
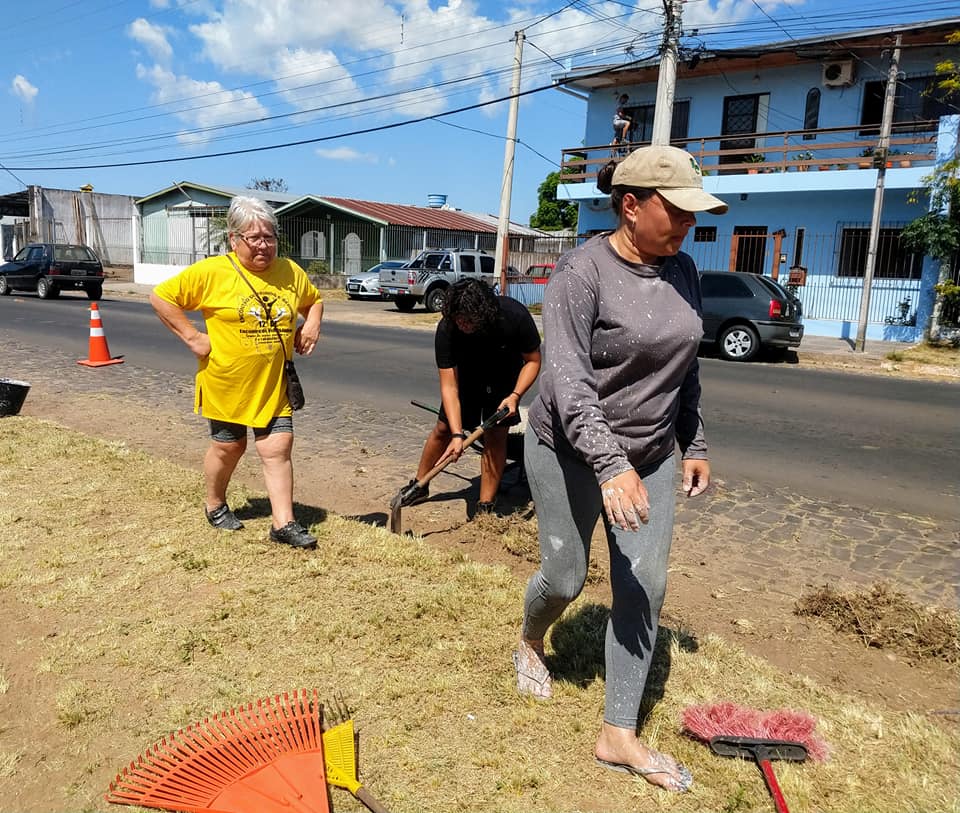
[515,145,727,794]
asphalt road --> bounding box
[2,293,957,521]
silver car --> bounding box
[345,261,405,300]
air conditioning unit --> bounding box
[822,60,856,87]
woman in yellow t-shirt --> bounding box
[150,196,323,549]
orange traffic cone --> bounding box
[77,302,124,367]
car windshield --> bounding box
[54,246,97,262]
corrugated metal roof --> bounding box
[321,197,498,232]
[135,182,300,206]
[559,15,960,89]
[460,210,553,237]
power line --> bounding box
[2,57,660,172]
[0,3,642,150]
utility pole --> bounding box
[854,34,902,352]
[496,30,525,294]
[651,0,682,145]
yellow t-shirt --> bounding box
[153,253,321,427]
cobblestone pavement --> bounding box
[3,316,957,611]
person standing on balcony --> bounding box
[513,146,727,794]
[612,93,632,145]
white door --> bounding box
[343,232,362,275]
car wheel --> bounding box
[719,324,760,362]
[0,276,10,296]
[36,277,56,299]
[86,284,103,301]
[424,286,447,313]
[394,296,417,312]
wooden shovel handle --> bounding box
[355,785,392,813]
[413,406,509,489]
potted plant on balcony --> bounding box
[793,151,813,171]
[889,149,913,167]
[885,148,903,168]
[746,153,765,174]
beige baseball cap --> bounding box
[611,145,728,214]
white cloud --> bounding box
[151,0,215,11]
[190,0,401,76]
[315,146,378,162]
[11,74,38,103]
[128,18,174,62]
[145,0,806,142]
[272,48,362,120]
[136,64,268,144]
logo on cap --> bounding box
[689,157,702,176]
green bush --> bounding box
[305,260,330,275]
[934,280,960,328]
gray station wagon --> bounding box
[699,271,804,361]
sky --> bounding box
[1,0,956,226]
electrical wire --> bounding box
[0,2,645,150]
[2,1,955,171]
[1,54,664,171]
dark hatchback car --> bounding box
[0,243,105,300]
[699,271,804,361]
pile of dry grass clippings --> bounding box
[795,582,960,664]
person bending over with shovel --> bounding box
[400,278,541,516]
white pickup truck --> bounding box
[378,248,496,312]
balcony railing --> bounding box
[560,122,939,184]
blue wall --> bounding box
[585,49,942,151]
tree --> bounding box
[529,171,578,231]
[901,31,960,338]
[247,177,289,193]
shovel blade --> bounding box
[709,736,808,763]
[388,493,402,534]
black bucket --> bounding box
[0,378,31,417]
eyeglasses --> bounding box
[235,233,278,248]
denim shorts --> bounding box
[209,416,293,443]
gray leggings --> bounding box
[521,425,676,728]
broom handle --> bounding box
[355,785,392,813]
[758,758,790,813]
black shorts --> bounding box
[438,386,521,431]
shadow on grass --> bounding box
[235,496,328,528]
[550,601,699,720]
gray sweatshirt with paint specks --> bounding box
[527,235,707,485]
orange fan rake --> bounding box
[106,689,331,813]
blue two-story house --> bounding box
[555,17,959,342]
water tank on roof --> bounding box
[427,193,447,208]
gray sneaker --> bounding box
[205,503,244,531]
[269,521,317,549]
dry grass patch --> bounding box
[796,583,960,664]
[479,511,605,585]
[0,416,958,813]
[883,340,960,377]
